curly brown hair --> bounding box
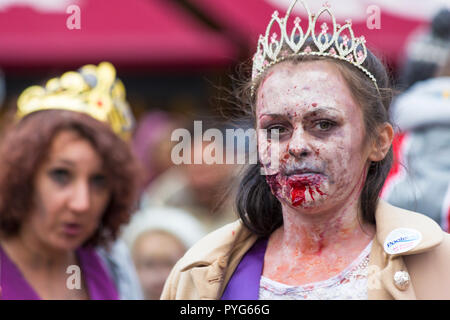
[0,109,142,247]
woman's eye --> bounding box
[90,174,108,190]
[48,168,71,185]
[314,120,335,131]
[266,125,289,139]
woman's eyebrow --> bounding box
[50,159,76,167]
[302,106,342,119]
[258,113,286,120]
[259,106,343,121]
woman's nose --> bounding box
[68,181,90,213]
[288,127,312,159]
[289,148,310,158]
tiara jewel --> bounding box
[17,62,135,140]
[251,0,379,95]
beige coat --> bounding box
[161,200,450,299]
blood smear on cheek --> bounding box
[266,174,282,197]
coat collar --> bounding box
[369,200,444,299]
[375,199,443,256]
[178,220,256,272]
[180,199,444,268]
[177,220,257,299]
[179,200,444,300]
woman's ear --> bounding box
[368,123,394,162]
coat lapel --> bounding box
[190,260,224,300]
[178,220,257,300]
[380,255,416,299]
[368,200,443,299]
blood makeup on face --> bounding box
[266,173,326,207]
[256,61,370,212]
[289,175,326,206]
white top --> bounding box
[259,241,372,300]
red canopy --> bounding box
[188,0,430,66]
[0,0,237,69]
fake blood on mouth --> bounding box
[266,173,326,206]
[287,175,325,207]
[290,183,307,206]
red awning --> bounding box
[188,0,431,66]
[0,0,237,69]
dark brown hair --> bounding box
[0,110,142,247]
[233,39,394,237]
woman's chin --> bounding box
[52,235,87,251]
[284,198,326,212]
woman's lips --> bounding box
[62,223,82,236]
[285,168,323,176]
[286,172,324,183]
[288,172,322,177]
[265,171,327,207]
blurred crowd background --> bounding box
[0,0,449,300]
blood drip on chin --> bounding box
[287,175,325,207]
[290,183,307,206]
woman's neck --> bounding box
[1,230,89,300]
[263,185,375,285]
[1,229,75,271]
[277,198,374,256]
[276,161,374,256]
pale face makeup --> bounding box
[257,60,371,215]
[23,130,111,252]
[256,60,377,285]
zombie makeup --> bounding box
[256,60,370,212]
[265,165,327,208]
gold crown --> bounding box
[17,62,135,140]
[252,0,379,95]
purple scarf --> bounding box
[0,245,118,300]
[221,238,268,300]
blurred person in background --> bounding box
[140,119,241,233]
[381,8,450,231]
[132,111,182,192]
[0,62,142,299]
[121,206,206,299]
[382,54,450,232]
[398,8,450,90]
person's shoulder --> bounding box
[174,219,255,271]
[403,231,450,299]
[426,231,450,258]
[374,201,450,298]
[160,219,257,300]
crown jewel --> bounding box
[17,62,135,140]
[252,0,378,95]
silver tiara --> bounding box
[251,0,379,95]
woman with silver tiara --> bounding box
[161,0,450,300]
[0,62,142,299]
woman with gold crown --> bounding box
[161,0,450,300]
[0,62,142,299]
